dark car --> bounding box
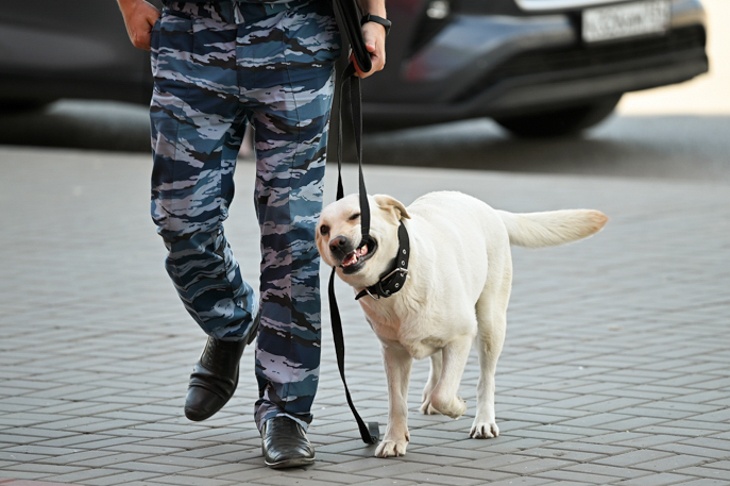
[0,0,708,137]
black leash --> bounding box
[327,60,379,445]
[335,62,371,235]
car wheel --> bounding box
[493,95,622,138]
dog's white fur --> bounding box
[316,191,607,458]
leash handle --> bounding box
[332,0,373,73]
[332,0,372,234]
[338,63,371,236]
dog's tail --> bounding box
[497,209,608,248]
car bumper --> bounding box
[364,0,708,126]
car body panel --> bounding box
[363,0,707,127]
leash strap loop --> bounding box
[338,63,371,236]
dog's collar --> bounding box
[355,222,410,300]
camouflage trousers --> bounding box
[150,0,341,430]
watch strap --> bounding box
[361,14,391,35]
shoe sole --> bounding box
[265,456,315,469]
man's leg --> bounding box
[149,1,257,421]
[234,0,340,468]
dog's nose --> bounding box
[329,235,348,255]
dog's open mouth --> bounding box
[340,236,377,274]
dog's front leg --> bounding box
[420,351,442,414]
[375,344,413,458]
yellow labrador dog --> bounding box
[316,191,607,457]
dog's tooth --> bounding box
[343,252,358,267]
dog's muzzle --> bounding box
[329,235,377,274]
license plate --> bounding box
[582,0,671,43]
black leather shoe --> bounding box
[262,417,315,469]
[184,323,258,421]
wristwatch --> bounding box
[361,14,392,36]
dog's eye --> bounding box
[319,225,330,236]
[348,212,361,222]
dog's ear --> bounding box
[374,194,411,221]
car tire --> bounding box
[493,95,622,138]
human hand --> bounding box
[352,21,387,78]
[117,0,160,51]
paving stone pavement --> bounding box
[1,146,729,486]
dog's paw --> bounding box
[438,396,467,419]
[447,397,468,419]
[375,438,409,457]
[419,398,436,415]
[470,420,500,439]
[420,395,467,418]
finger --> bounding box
[349,52,370,77]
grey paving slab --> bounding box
[1,146,730,486]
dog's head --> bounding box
[317,194,410,287]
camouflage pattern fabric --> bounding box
[150,0,341,430]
